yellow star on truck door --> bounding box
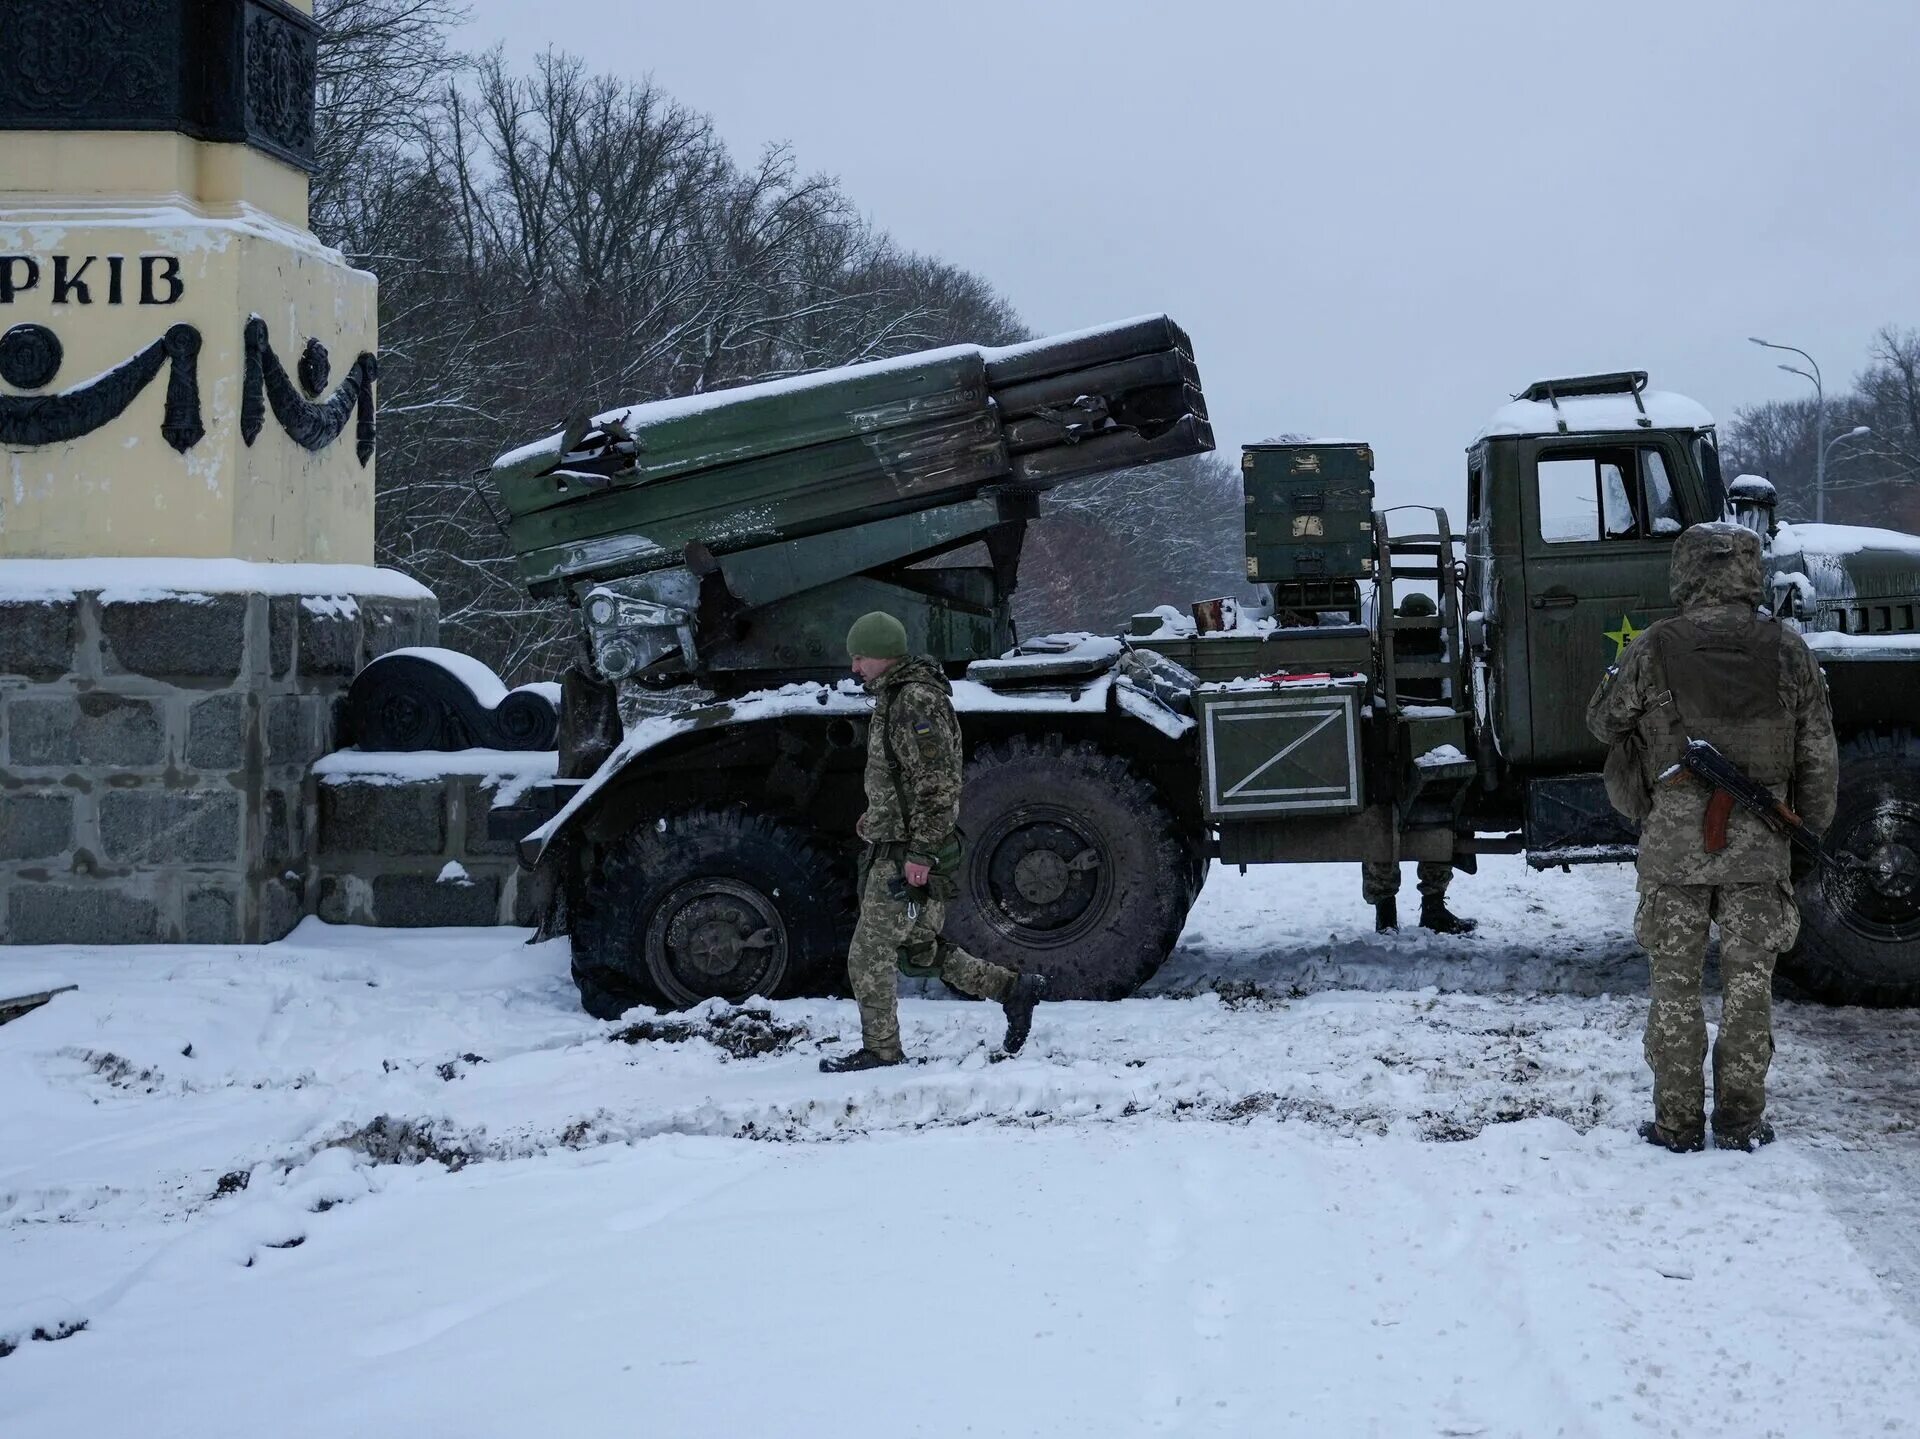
[1604,615,1641,660]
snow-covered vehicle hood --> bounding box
[1768,522,1920,652]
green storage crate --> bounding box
[1193,677,1365,818]
[1128,625,1372,686]
[1241,442,1376,584]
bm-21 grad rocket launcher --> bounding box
[486,316,1209,691]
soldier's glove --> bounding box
[885,870,929,922]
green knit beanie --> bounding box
[846,611,909,659]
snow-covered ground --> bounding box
[5,859,1919,1436]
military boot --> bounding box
[818,1048,903,1074]
[1712,1117,1776,1153]
[1374,898,1399,933]
[1419,897,1478,935]
[1001,973,1047,1055]
[1639,1119,1706,1154]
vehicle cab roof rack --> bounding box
[1518,371,1652,433]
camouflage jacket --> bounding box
[1586,523,1838,888]
[861,656,964,862]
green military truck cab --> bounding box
[1457,374,1919,1005]
[1469,374,1723,770]
[491,343,1920,1016]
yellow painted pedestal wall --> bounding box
[1,124,378,563]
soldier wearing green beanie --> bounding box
[844,610,908,660]
[820,612,1046,1071]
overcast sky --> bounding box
[460,0,1920,513]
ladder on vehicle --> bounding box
[1373,506,1467,718]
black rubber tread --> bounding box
[943,735,1192,1000]
[1182,831,1211,908]
[570,956,642,1021]
[568,806,857,1014]
[1781,729,1920,1007]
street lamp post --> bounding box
[1825,425,1872,461]
[1822,425,1872,514]
[1748,336,1831,522]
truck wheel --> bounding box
[1781,730,1920,1007]
[568,807,856,1013]
[1182,833,1211,907]
[945,736,1192,1000]
[570,957,643,1021]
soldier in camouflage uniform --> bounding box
[819,611,1046,1073]
[1363,593,1475,934]
[1587,523,1837,1152]
[1361,858,1468,933]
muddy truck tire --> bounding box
[943,736,1194,1000]
[1783,730,1920,1007]
[568,807,857,1014]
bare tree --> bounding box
[1018,453,1251,635]
[311,0,468,252]
[310,23,1240,680]
[1724,327,1920,531]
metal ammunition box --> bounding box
[1193,678,1365,818]
[1241,443,1376,584]
[1129,624,1373,686]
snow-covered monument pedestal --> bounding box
[0,0,450,943]
[0,563,437,943]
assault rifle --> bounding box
[1663,739,1845,871]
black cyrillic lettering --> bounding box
[0,256,40,303]
[52,255,95,305]
[108,255,125,304]
[139,255,184,305]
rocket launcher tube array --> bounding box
[487,315,1212,597]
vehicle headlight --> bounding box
[598,641,635,679]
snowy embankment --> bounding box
[3,859,1919,1437]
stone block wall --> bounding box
[0,585,437,944]
[311,759,557,929]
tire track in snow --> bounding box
[1777,1005,1920,1330]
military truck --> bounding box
[486,329,1920,1015]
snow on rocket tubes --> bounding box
[484,315,1212,595]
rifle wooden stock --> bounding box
[1703,788,1736,853]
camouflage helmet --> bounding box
[1671,521,1764,611]
[1396,592,1437,618]
[846,610,908,659]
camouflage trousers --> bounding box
[1634,881,1800,1133]
[846,860,1014,1061]
[1361,860,1453,905]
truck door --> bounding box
[1520,439,1683,766]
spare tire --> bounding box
[568,807,856,1014]
[943,736,1192,1000]
[1781,729,1920,1007]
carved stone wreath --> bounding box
[242,317,379,465]
[0,324,204,451]
[0,325,65,392]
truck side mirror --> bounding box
[1728,474,1777,542]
